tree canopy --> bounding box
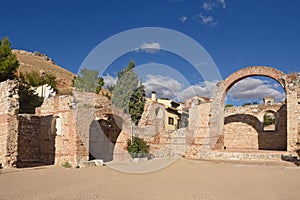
[73,67,104,93]
[0,37,19,82]
[19,71,57,91]
[112,61,146,125]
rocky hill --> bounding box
[13,49,75,94]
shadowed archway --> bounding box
[89,115,123,162]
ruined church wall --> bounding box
[38,95,84,167]
[223,104,287,151]
[17,114,55,167]
[0,80,19,168]
[185,100,212,159]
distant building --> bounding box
[35,84,56,99]
[263,96,275,105]
[148,91,188,130]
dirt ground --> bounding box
[0,158,300,200]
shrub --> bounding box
[62,161,72,168]
[127,136,150,158]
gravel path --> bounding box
[0,158,300,200]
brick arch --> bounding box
[208,66,288,151]
[222,66,286,101]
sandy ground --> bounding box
[0,158,300,200]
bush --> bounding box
[62,161,72,168]
[127,136,150,158]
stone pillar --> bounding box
[0,80,19,168]
[286,75,300,153]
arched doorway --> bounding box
[209,66,290,151]
[89,114,123,162]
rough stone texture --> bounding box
[17,114,55,167]
[0,80,19,168]
[1,66,300,168]
[208,66,299,155]
[185,98,212,159]
[37,94,86,167]
[223,104,287,151]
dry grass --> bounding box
[13,49,75,92]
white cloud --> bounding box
[218,0,226,8]
[194,14,216,26]
[143,74,218,101]
[202,2,213,11]
[179,81,217,100]
[179,16,188,22]
[103,74,117,88]
[228,77,285,102]
[202,0,226,11]
[143,74,182,99]
[136,42,161,54]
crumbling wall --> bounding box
[37,95,81,167]
[286,73,300,153]
[0,80,19,168]
[185,98,212,159]
[223,104,287,151]
[17,114,55,167]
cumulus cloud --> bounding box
[179,81,217,100]
[136,42,161,54]
[179,16,188,22]
[143,74,182,99]
[103,74,117,88]
[143,74,218,101]
[227,77,285,102]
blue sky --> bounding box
[1,0,299,104]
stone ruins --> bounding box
[0,66,300,168]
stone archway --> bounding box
[208,66,297,152]
[89,114,123,162]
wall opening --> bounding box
[17,115,56,167]
[217,68,288,152]
[263,112,276,131]
[89,114,122,162]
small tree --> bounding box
[20,71,57,91]
[0,37,19,82]
[19,83,43,114]
[127,136,150,158]
[112,61,138,114]
[73,67,104,93]
[129,84,146,125]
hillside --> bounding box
[13,49,75,94]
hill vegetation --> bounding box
[13,49,75,94]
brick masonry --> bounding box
[0,80,19,168]
[0,66,300,168]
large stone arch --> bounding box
[207,66,297,152]
[222,66,286,102]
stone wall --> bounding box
[17,114,55,167]
[208,67,300,155]
[37,95,82,167]
[0,80,19,168]
[185,98,212,159]
[223,104,287,151]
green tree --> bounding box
[96,77,105,94]
[129,84,146,125]
[112,61,138,113]
[73,67,104,93]
[20,71,57,91]
[112,61,146,125]
[0,37,19,82]
[18,83,43,114]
